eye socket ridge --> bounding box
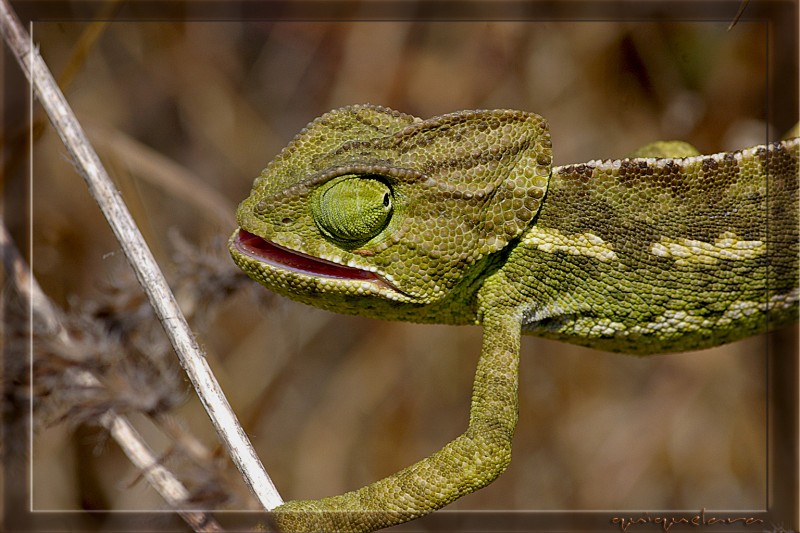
[312,174,394,246]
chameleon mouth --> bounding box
[234,229,388,286]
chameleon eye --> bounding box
[312,175,393,245]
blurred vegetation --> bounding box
[3,3,797,530]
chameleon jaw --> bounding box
[232,228,398,292]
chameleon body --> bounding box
[229,105,799,532]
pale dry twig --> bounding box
[0,0,282,513]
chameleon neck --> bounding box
[507,138,799,354]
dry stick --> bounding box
[88,124,236,228]
[0,0,283,512]
[0,223,224,533]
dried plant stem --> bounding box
[0,223,223,532]
[0,0,282,512]
[78,373,225,533]
[87,123,236,228]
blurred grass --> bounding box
[10,6,797,523]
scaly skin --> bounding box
[229,105,799,532]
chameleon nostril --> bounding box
[281,217,293,225]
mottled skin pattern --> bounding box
[229,105,799,532]
[521,141,798,353]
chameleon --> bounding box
[228,104,799,532]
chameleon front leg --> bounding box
[271,309,522,533]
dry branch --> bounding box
[1,222,223,532]
[0,0,282,512]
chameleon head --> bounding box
[229,104,552,318]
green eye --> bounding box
[312,175,393,245]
